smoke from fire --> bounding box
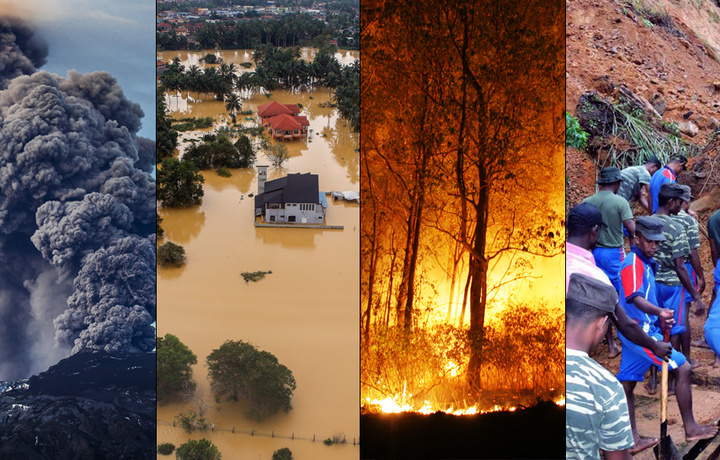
[0,16,155,379]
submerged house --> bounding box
[254,167,327,224]
[257,101,309,141]
[266,113,309,141]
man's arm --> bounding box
[639,184,651,214]
[674,257,707,313]
[631,296,672,319]
[689,248,705,295]
[603,450,632,460]
[612,304,672,359]
[622,219,636,240]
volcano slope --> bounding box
[566,0,720,456]
[0,351,156,459]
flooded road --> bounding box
[157,49,359,459]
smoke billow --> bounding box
[0,16,155,379]
[0,16,48,89]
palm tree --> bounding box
[225,93,242,124]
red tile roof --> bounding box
[257,101,300,118]
[267,113,309,131]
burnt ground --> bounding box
[360,402,565,459]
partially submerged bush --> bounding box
[241,270,271,283]
[272,447,293,460]
[157,443,175,455]
[175,409,208,433]
[158,241,187,267]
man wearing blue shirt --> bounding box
[649,155,687,213]
[617,216,717,448]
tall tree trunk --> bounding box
[467,161,490,391]
[395,89,431,331]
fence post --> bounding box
[272,430,274,438]
[232,427,234,433]
[313,434,315,442]
[251,429,254,436]
[292,433,294,440]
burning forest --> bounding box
[360,0,566,429]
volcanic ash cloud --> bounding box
[0,16,156,379]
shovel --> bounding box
[654,327,680,460]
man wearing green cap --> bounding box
[566,272,633,460]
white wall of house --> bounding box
[265,202,324,223]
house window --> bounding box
[294,130,299,135]
[269,215,275,222]
[288,215,296,222]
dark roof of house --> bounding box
[254,173,319,208]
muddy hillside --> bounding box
[566,0,720,455]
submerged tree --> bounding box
[175,439,221,460]
[207,340,296,422]
[157,158,205,208]
[157,333,197,401]
[158,242,187,268]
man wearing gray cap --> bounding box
[566,272,633,460]
[583,167,636,358]
[653,183,707,343]
[616,216,717,450]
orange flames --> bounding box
[363,388,566,415]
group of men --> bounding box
[566,155,720,459]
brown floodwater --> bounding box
[157,50,360,459]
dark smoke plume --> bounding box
[0,16,155,379]
[0,17,48,89]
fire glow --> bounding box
[364,394,566,415]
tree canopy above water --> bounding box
[207,340,296,422]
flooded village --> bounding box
[155,2,360,457]
[156,46,359,459]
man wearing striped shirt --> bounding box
[676,185,705,367]
[653,184,707,341]
[616,216,716,450]
[566,273,633,460]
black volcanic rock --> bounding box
[0,351,155,459]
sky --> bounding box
[3,0,156,139]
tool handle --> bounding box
[660,324,670,432]
[661,360,668,428]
